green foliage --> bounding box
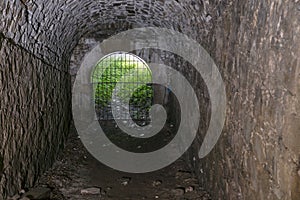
[92,56,153,107]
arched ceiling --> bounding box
[0,0,217,66]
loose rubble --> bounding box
[80,187,101,195]
[8,187,52,200]
[31,123,212,199]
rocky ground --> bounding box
[9,122,211,200]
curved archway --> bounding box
[92,52,153,124]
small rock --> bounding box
[205,14,212,22]
[155,195,159,199]
[81,187,101,195]
[19,189,26,195]
[171,188,185,196]
[24,187,51,200]
[185,186,194,193]
[121,181,129,186]
[119,177,131,186]
[152,180,162,187]
[106,186,112,190]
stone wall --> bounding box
[188,0,300,199]
[1,0,299,199]
[0,35,71,199]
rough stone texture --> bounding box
[188,1,300,200]
[0,36,71,198]
[1,0,299,200]
[0,0,210,66]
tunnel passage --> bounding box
[1,0,300,199]
[91,51,182,154]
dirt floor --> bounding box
[36,122,211,200]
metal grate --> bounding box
[92,52,153,123]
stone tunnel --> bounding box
[0,0,300,199]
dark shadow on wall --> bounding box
[0,155,3,178]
